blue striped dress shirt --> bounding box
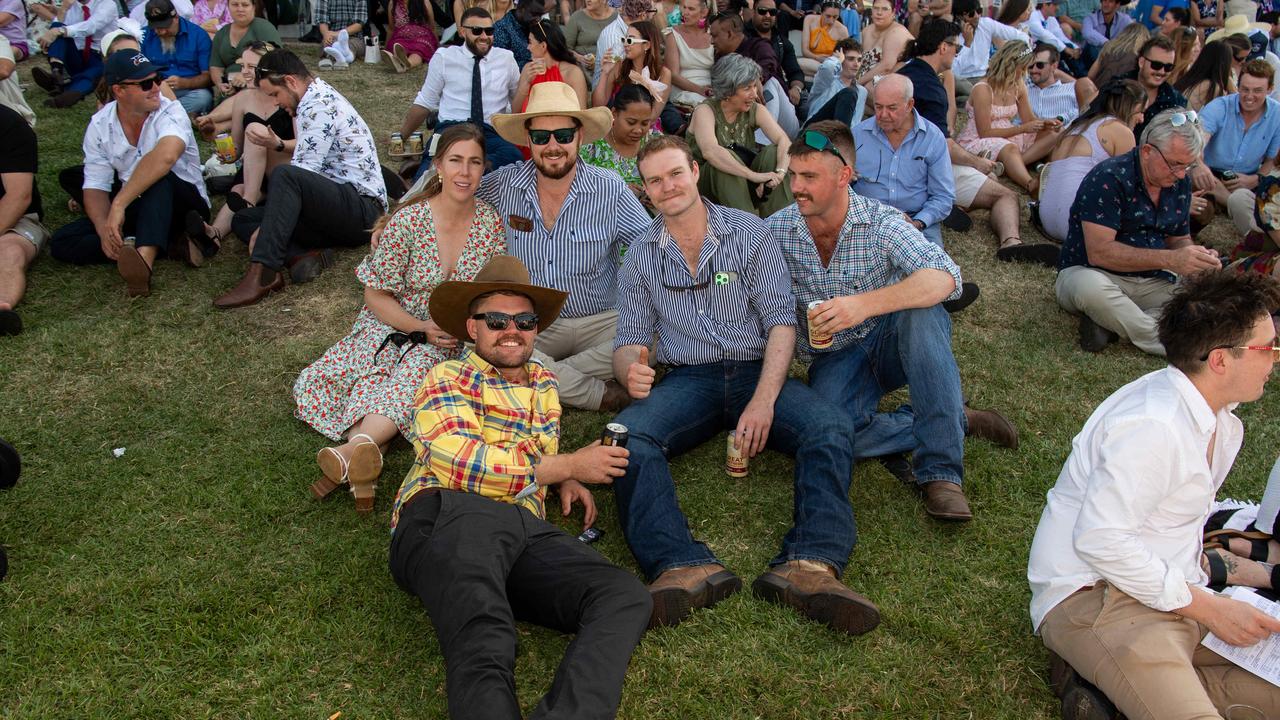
[477,159,651,319]
[614,200,797,366]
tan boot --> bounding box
[213,262,284,309]
[647,563,741,629]
[752,559,881,636]
[922,480,973,521]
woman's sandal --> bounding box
[312,445,349,499]
[226,191,256,213]
[346,433,384,515]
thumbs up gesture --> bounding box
[626,346,656,399]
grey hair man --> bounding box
[1055,108,1221,355]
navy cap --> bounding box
[144,0,177,27]
[104,50,158,85]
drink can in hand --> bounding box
[726,432,749,478]
[601,422,629,448]
[807,300,833,349]
[214,132,236,164]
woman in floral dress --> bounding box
[293,124,506,514]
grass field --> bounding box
[1,49,1277,719]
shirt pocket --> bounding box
[702,268,755,327]
[561,222,617,277]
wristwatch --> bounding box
[275,138,285,152]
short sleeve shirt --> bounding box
[1200,94,1280,175]
[1122,71,1188,139]
[896,58,951,137]
[0,105,39,218]
[209,18,283,73]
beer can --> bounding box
[214,132,236,164]
[807,300,833,349]
[122,236,136,248]
[389,132,404,155]
[577,527,605,544]
[601,422,629,448]
[408,132,424,154]
[726,432,749,478]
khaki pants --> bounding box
[1055,265,1175,356]
[532,310,618,410]
[1040,583,1279,720]
[1227,189,1259,235]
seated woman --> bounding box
[593,20,675,130]
[1168,24,1200,84]
[687,53,793,217]
[858,0,913,88]
[581,84,658,211]
[1158,5,1192,36]
[1200,455,1280,600]
[564,0,617,72]
[198,0,283,137]
[1087,22,1150,87]
[1173,38,1234,109]
[295,124,508,514]
[192,0,233,37]
[665,0,714,110]
[800,1,850,77]
[383,0,439,73]
[956,40,1060,195]
[1036,79,1145,242]
[515,18,588,110]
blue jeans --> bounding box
[413,120,524,180]
[610,360,857,581]
[174,87,214,115]
[47,25,104,95]
[808,305,965,487]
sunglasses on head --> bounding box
[756,7,778,13]
[1169,109,1199,126]
[463,24,495,35]
[120,76,160,90]
[1143,56,1175,72]
[621,35,650,45]
[472,311,540,331]
[528,126,578,145]
[802,129,847,165]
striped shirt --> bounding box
[767,187,963,354]
[389,348,561,532]
[615,200,796,366]
[1027,79,1082,125]
[477,159,650,318]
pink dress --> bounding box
[191,0,232,32]
[387,0,439,63]
[956,83,1036,157]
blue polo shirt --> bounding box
[1201,94,1280,175]
[141,17,212,79]
[1060,147,1190,281]
[852,111,955,229]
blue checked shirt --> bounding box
[478,160,650,319]
[768,187,963,353]
[852,111,955,230]
[615,200,797,366]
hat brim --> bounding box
[490,106,614,148]
[1207,21,1271,43]
[0,438,19,490]
[428,279,569,343]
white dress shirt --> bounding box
[1027,367,1243,631]
[1026,8,1077,52]
[82,95,209,205]
[62,0,121,54]
[126,0,195,28]
[413,43,518,125]
[953,17,1029,79]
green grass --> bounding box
[1,51,1277,719]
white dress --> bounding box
[668,27,714,107]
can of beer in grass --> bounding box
[726,432,749,478]
[807,300,833,349]
[214,132,236,163]
[408,132,424,155]
[122,236,136,248]
[601,422,629,448]
[389,132,404,155]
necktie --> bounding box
[80,0,91,63]
[470,54,484,125]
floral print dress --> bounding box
[293,199,507,441]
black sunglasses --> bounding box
[756,6,778,13]
[528,126,578,145]
[1142,57,1175,72]
[463,24,495,35]
[473,311,540,331]
[374,330,428,363]
[1031,60,1051,69]
[120,76,160,90]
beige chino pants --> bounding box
[1055,265,1176,356]
[532,309,618,410]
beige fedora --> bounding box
[1207,14,1270,44]
[428,255,569,341]
[490,81,613,147]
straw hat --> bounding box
[1206,14,1270,44]
[490,82,613,147]
[428,255,569,341]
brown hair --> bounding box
[1158,270,1280,373]
[1243,58,1276,87]
[790,119,855,166]
[373,124,487,234]
[1139,33,1174,57]
[636,134,696,179]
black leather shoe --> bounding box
[1078,316,1118,353]
[942,282,980,314]
[942,206,973,232]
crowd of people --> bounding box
[2,0,1280,716]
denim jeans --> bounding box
[611,360,857,581]
[808,305,965,487]
[174,87,214,116]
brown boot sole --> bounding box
[752,573,882,636]
[649,569,741,629]
[117,246,152,297]
[347,442,383,515]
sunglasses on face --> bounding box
[472,311,540,331]
[621,35,650,45]
[1235,54,1249,63]
[802,129,847,165]
[756,7,778,13]
[528,126,578,145]
[1142,57,1175,72]
[1031,60,1051,69]
[463,24,495,35]
[121,76,160,90]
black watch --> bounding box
[275,139,285,152]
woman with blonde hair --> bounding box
[1168,24,1200,84]
[1088,22,1151,86]
[665,0,715,107]
[294,123,507,514]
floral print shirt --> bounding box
[293,77,388,210]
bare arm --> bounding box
[565,63,590,109]
[972,84,1041,138]
[733,322,795,457]
[1081,220,1219,274]
[688,104,763,180]
[0,172,32,232]
[400,104,431,138]
[756,102,790,173]
[364,286,431,333]
[666,31,705,94]
[0,57,13,81]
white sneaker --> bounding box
[318,57,334,69]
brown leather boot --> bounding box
[647,563,741,629]
[922,480,973,521]
[116,245,152,297]
[213,262,284,309]
[752,559,881,636]
[598,379,631,413]
[964,406,1018,449]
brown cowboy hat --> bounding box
[490,81,613,147]
[429,255,568,341]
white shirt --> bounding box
[1026,8,1076,52]
[414,43,518,125]
[294,78,387,209]
[953,17,1028,79]
[82,95,209,205]
[0,37,33,128]
[1027,78,1079,123]
[62,0,121,53]
[1027,367,1243,631]
[593,14,627,85]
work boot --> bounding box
[964,406,1018,449]
[647,563,741,629]
[598,379,631,413]
[31,64,68,94]
[44,89,84,108]
[922,481,973,521]
[1077,316,1118,353]
[752,559,881,636]
[213,262,284,308]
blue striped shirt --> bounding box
[767,187,963,353]
[852,111,955,230]
[615,200,797,366]
[477,159,651,318]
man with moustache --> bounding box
[214,48,386,308]
[769,121,1017,523]
[609,134,882,636]
[476,82,650,412]
[400,6,522,172]
[389,254,650,720]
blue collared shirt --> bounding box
[1060,147,1189,280]
[1201,95,1280,175]
[852,111,955,229]
[478,159,651,319]
[141,17,212,79]
[615,200,797,366]
[768,186,962,353]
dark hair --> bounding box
[1174,40,1234,98]
[610,82,655,111]
[1164,6,1190,26]
[460,5,492,23]
[400,0,430,25]
[469,289,533,315]
[637,134,696,179]
[1158,270,1280,373]
[710,11,744,33]
[618,20,664,87]
[789,119,855,165]
[1262,10,1280,23]
[835,36,861,53]
[904,17,961,59]
[255,48,311,83]
[1054,79,1144,151]
[1034,40,1059,64]
[952,0,979,17]
[996,0,1028,26]
[244,39,279,55]
[1139,33,1174,56]
[529,18,576,64]
[1224,33,1252,56]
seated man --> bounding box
[493,0,542,68]
[389,255,650,720]
[610,134,883,635]
[480,82,650,412]
[0,104,48,336]
[745,0,807,107]
[1027,42,1097,125]
[1028,269,1280,720]
[400,7,523,173]
[49,50,213,297]
[805,38,864,125]
[1027,0,1084,76]
[1193,61,1280,221]
[1056,108,1221,355]
[771,122,1017,523]
[30,0,119,108]
[1080,0,1134,66]
[1127,35,1187,140]
[214,49,386,308]
[314,0,362,67]
[141,0,213,115]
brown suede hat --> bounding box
[428,255,568,341]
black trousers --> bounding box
[389,490,651,720]
[232,164,382,271]
[49,172,210,265]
